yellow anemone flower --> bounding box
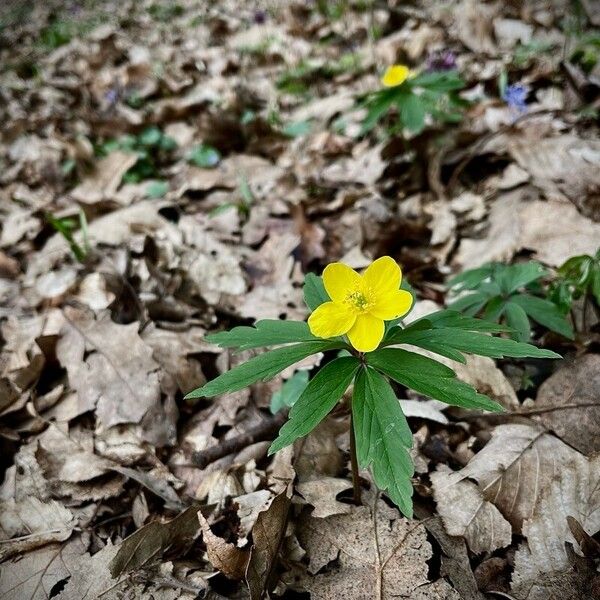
[381,64,414,88]
[308,256,413,353]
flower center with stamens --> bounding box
[346,289,372,313]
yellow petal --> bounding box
[308,301,356,339]
[362,256,402,295]
[322,263,362,302]
[347,313,384,352]
[370,289,413,320]
[381,65,411,88]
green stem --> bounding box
[349,412,362,505]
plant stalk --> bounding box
[349,412,362,505]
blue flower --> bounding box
[502,83,529,113]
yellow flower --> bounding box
[381,64,414,88]
[308,256,413,352]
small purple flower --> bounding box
[254,10,267,24]
[104,88,119,106]
[502,83,529,113]
[426,50,457,72]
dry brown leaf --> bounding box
[56,308,161,428]
[0,535,88,600]
[198,511,250,580]
[296,477,353,518]
[246,489,291,600]
[431,464,512,555]
[71,151,138,205]
[110,506,202,577]
[294,494,433,598]
[519,200,600,266]
[0,497,76,561]
[534,354,600,455]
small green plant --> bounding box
[186,257,560,517]
[98,126,177,184]
[361,65,466,135]
[448,261,573,342]
[570,32,600,73]
[148,3,184,22]
[46,208,90,262]
[270,370,309,414]
[187,144,221,168]
[40,18,74,49]
[549,249,600,330]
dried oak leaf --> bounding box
[110,505,202,577]
[534,354,600,456]
[431,464,512,555]
[56,307,161,428]
[293,494,436,598]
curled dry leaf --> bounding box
[198,511,250,580]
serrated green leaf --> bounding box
[504,301,531,342]
[367,348,504,412]
[206,320,318,350]
[352,367,414,517]
[270,370,309,414]
[384,326,561,361]
[303,273,330,311]
[269,356,360,454]
[510,294,574,339]
[185,341,341,399]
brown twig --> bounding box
[461,400,600,421]
[190,411,288,469]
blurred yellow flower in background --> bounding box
[381,64,414,87]
[308,256,413,352]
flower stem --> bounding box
[349,412,362,505]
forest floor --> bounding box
[1,0,600,598]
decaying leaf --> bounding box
[292,494,435,598]
[431,464,512,554]
[534,353,600,456]
[110,505,202,577]
[198,511,250,580]
[56,308,161,428]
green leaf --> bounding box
[270,370,310,414]
[187,144,221,167]
[269,356,360,454]
[510,294,574,339]
[139,126,162,146]
[447,264,494,290]
[352,367,414,517]
[145,180,169,198]
[185,341,341,399]
[282,120,312,137]
[303,273,330,311]
[384,326,560,362]
[419,310,512,332]
[206,320,318,350]
[448,291,490,314]
[503,301,531,342]
[410,70,464,91]
[368,348,504,412]
[399,92,426,133]
[498,261,547,294]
